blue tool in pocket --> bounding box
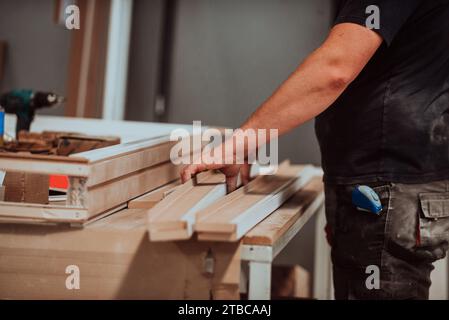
[352,185,383,215]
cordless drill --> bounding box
[0,89,65,137]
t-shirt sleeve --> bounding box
[334,0,422,46]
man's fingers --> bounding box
[226,175,239,193]
[180,164,205,183]
[180,164,198,183]
[240,163,251,185]
[181,166,193,183]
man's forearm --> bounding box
[240,50,349,136]
[182,24,382,181]
[239,23,382,145]
[227,47,351,161]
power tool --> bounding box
[0,89,65,136]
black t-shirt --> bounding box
[315,0,449,184]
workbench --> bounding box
[0,178,327,300]
[0,115,331,300]
[241,178,328,299]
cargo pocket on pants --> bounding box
[418,192,449,254]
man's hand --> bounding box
[181,162,251,193]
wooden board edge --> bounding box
[85,161,179,218]
[243,189,324,246]
[232,166,318,240]
[0,201,89,223]
[73,136,171,162]
[195,223,236,234]
[128,200,159,210]
[76,203,128,227]
[149,227,191,242]
[0,152,88,163]
[0,156,90,177]
[197,231,237,242]
[195,165,321,242]
[146,172,228,242]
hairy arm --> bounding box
[181,23,383,189]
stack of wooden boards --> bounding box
[148,171,227,241]
[147,161,321,242]
[1,131,121,206]
[0,124,322,248]
[0,134,200,224]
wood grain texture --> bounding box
[86,161,179,218]
[83,0,111,118]
[56,135,120,156]
[243,177,323,246]
[0,137,184,223]
[0,137,174,181]
[65,0,110,118]
[65,0,87,117]
[0,115,199,225]
[128,180,181,209]
[195,163,319,241]
[83,139,175,186]
[4,172,49,204]
[0,202,88,223]
[0,153,89,177]
[0,208,241,300]
[148,171,227,241]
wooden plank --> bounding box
[0,153,89,176]
[72,132,203,163]
[0,202,88,223]
[0,40,6,83]
[195,162,297,231]
[0,137,175,181]
[148,171,227,241]
[74,203,128,227]
[0,162,179,224]
[4,172,49,204]
[147,164,262,241]
[195,164,319,242]
[243,177,323,246]
[197,232,235,242]
[88,208,148,230]
[76,134,202,186]
[83,0,111,118]
[83,138,175,186]
[65,0,87,117]
[56,134,120,156]
[73,136,170,162]
[0,136,191,223]
[128,180,181,209]
[0,135,192,184]
[86,161,179,218]
[65,0,110,118]
[4,114,196,144]
[0,120,206,225]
